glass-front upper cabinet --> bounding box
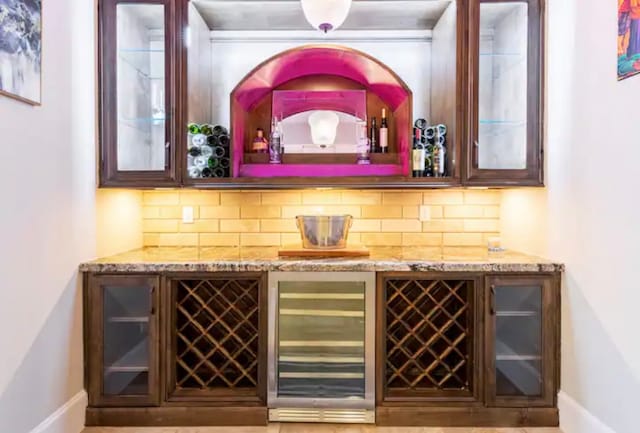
[466,0,544,186]
[86,275,160,406]
[485,276,558,407]
[99,0,178,186]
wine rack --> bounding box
[380,276,476,401]
[168,275,265,401]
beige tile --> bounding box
[402,233,443,246]
[242,206,282,219]
[302,191,343,204]
[144,206,200,220]
[200,206,240,219]
[144,233,198,247]
[443,246,488,256]
[443,205,484,219]
[261,192,302,205]
[361,233,403,246]
[423,190,464,205]
[261,219,298,233]
[179,220,219,233]
[281,233,303,246]
[220,219,261,233]
[143,191,180,205]
[402,206,419,219]
[483,205,500,218]
[429,206,444,219]
[422,219,465,233]
[281,206,361,219]
[382,192,422,205]
[342,191,382,205]
[463,219,500,232]
[464,190,501,204]
[361,206,403,219]
[351,219,382,233]
[241,233,281,246]
[443,233,484,246]
[143,219,179,233]
[199,233,239,247]
[179,191,220,206]
[381,219,422,233]
[221,192,261,206]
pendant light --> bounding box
[301,0,353,33]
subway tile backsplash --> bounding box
[141,190,501,248]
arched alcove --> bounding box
[230,45,413,178]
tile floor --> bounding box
[83,425,562,433]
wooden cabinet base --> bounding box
[86,406,268,427]
[376,406,559,427]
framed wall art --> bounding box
[0,0,42,105]
[619,0,640,80]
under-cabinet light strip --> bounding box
[280,341,364,347]
[280,309,364,317]
[279,356,364,364]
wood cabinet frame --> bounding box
[465,0,545,186]
[484,274,559,407]
[162,272,268,405]
[376,272,484,406]
[98,0,180,187]
[85,274,161,407]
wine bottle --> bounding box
[433,127,446,177]
[219,157,230,169]
[200,124,214,136]
[213,125,228,136]
[414,118,428,130]
[207,135,220,146]
[218,134,230,147]
[187,123,201,135]
[369,117,377,153]
[252,128,268,153]
[379,109,389,153]
[201,167,213,178]
[188,146,202,157]
[412,127,426,178]
[213,146,226,158]
[208,157,219,169]
[212,167,226,178]
[269,117,282,164]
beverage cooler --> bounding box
[267,272,376,423]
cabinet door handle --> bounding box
[490,285,496,316]
[150,286,156,315]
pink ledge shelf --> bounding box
[237,164,405,178]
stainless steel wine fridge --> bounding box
[267,272,376,424]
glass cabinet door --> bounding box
[485,276,556,407]
[466,0,543,185]
[99,0,177,186]
[87,275,159,407]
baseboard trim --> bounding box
[558,391,615,433]
[30,391,87,433]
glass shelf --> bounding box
[479,120,525,126]
[107,316,150,323]
[496,311,537,317]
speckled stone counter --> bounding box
[79,246,564,273]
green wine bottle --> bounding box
[200,124,214,136]
[188,123,201,134]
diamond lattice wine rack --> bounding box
[380,276,476,401]
[168,275,265,401]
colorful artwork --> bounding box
[0,0,42,104]
[619,0,640,80]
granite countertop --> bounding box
[79,247,564,273]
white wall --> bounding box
[204,31,433,126]
[0,1,142,432]
[501,0,640,432]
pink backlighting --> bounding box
[239,164,404,178]
[233,46,411,111]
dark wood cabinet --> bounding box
[96,0,545,189]
[164,273,267,404]
[85,274,161,407]
[376,273,482,405]
[84,270,559,427]
[484,274,559,407]
[98,0,180,187]
[465,0,545,186]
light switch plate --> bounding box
[182,206,194,224]
[419,205,431,222]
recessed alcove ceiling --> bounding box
[192,0,452,31]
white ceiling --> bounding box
[192,0,453,31]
